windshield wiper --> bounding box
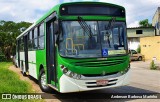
[106,17,116,30]
[105,17,116,48]
[78,16,93,38]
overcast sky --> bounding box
[0,0,159,27]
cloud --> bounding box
[0,0,58,22]
[0,0,159,28]
[128,21,139,27]
[100,0,160,27]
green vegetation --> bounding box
[0,62,30,93]
[150,60,157,70]
[0,21,32,60]
[0,55,8,62]
[0,62,43,102]
[139,19,152,27]
[137,45,141,53]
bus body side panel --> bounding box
[36,50,46,79]
[19,51,25,70]
[28,51,37,79]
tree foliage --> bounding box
[139,19,152,27]
[0,20,32,60]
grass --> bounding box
[0,62,44,102]
[150,60,157,70]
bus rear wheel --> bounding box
[39,69,51,92]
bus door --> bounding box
[24,35,28,73]
[46,15,58,87]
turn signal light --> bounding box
[60,65,64,69]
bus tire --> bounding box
[39,69,51,92]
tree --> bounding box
[139,19,152,27]
[0,20,32,60]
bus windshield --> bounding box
[59,21,127,58]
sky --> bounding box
[0,0,159,27]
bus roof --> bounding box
[17,2,125,39]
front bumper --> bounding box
[59,69,131,93]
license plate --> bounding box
[96,80,108,86]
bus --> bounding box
[16,2,130,93]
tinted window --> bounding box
[38,23,44,49]
[136,30,143,34]
[33,38,38,49]
[40,23,44,36]
[60,4,125,17]
[20,38,24,51]
[38,36,44,49]
[32,30,34,39]
[34,28,38,38]
[131,50,137,54]
[28,40,32,50]
[29,31,32,40]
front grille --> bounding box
[74,58,126,67]
[82,72,119,77]
[87,83,116,88]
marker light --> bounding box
[62,68,68,74]
[60,65,64,69]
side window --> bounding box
[29,31,32,40]
[136,30,143,34]
[28,31,32,50]
[132,50,137,54]
[33,28,38,49]
[38,23,44,49]
[20,37,24,52]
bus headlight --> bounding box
[60,65,82,79]
[76,74,81,79]
[62,68,68,74]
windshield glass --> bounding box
[59,21,127,58]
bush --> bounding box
[0,55,10,62]
[137,45,141,53]
[150,60,157,70]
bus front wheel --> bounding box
[39,69,51,92]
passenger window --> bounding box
[33,28,38,49]
[34,28,38,38]
[28,31,33,50]
[29,31,32,40]
[38,23,44,49]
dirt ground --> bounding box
[9,65,61,102]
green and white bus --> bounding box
[16,2,130,93]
